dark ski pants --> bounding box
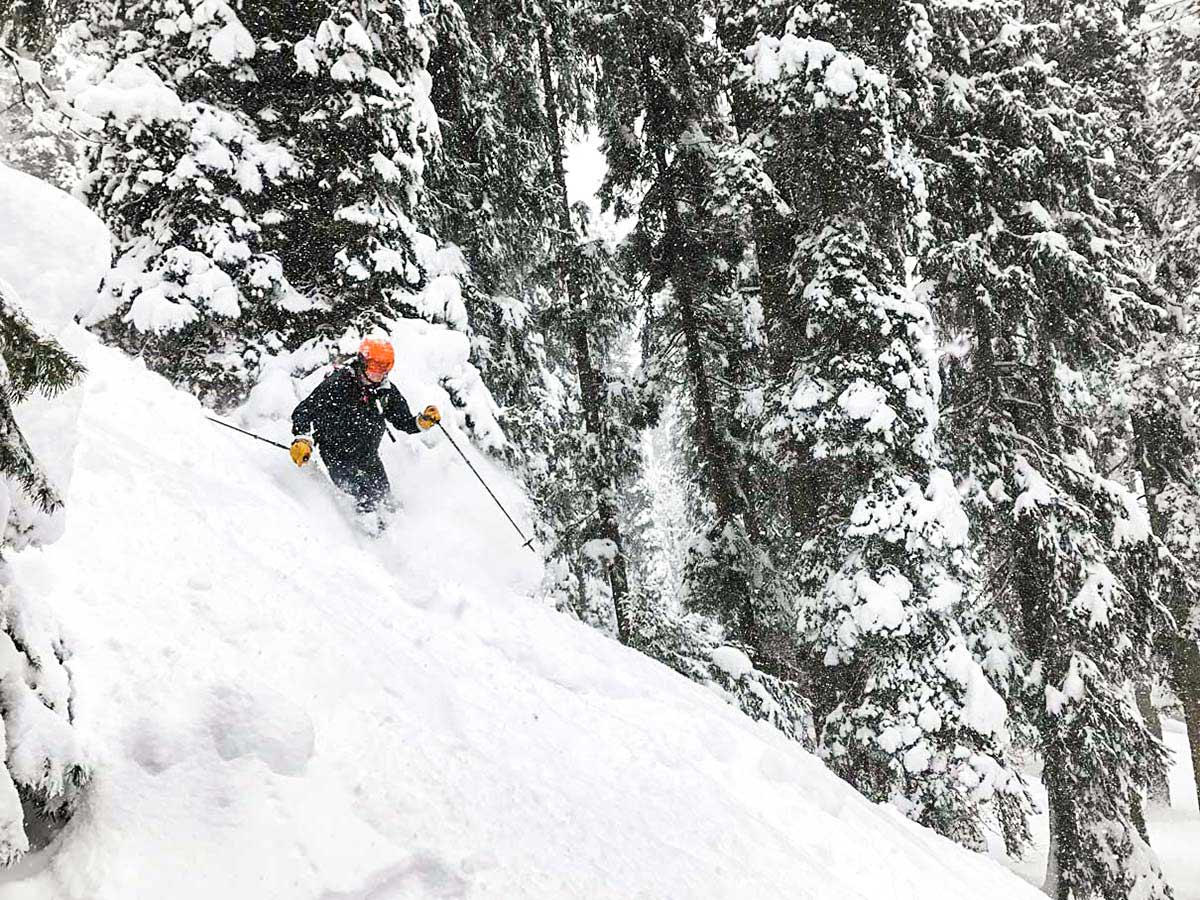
[325,455,392,513]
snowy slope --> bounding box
[0,168,1050,900]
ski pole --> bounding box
[436,422,536,552]
[206,417,291,451]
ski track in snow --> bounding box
[0,166,1057,900]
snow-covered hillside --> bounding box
[0,168,1053,899]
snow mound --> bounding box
[0,170,1045,900]
[0,163,108,522]
[0,162,109,334]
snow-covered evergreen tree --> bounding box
[523,4,647,642]
[0,279,89,865]
[1140,0,1200,816]
[421,0,597,621]
[1128,315,1200,816]
[424,0,558,309]
[424,0,554,438]
[922,0,1173,892]
[71,0,443,405]
[585,0,786,668]
[724,1,1027,843]
[1155,0,1200,303]
[1,5,82,188]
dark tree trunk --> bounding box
[675,278,745,529]
[1044,775,1074,900]
[674,267,760,648]
[1176,638,1200,809]
[1007,340,1084,898]
[1011,503,1078,892]
[1136,680,1171,809]
[536,28,632,643]
[637,37,771,657]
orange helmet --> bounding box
[358,337,395,381]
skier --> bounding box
[289,337,441,518]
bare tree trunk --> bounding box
[1044,791,1062,900]
[1043,776,1074,900]
[536,28,632,643]
[1136,680,1171,809]
[1130,788,1150,846]
[1014,513,1076,898]
[1176,637,1200,807]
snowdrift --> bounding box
[0,166,1048,899]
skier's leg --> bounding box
[325,458,375,512]
[322,455,391,528]
[324,458,351,494]
[358,457,393,514]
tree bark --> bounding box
[536,28,632,643]
[1136,680,1171,809]
[1175,637,1200,808]
[1044,774,1075,900]
[1008,340,1082,898]
[1010,500,1080,894]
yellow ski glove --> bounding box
[290,438,313,466]
[417,405,441,430]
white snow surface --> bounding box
[0,162,108,512]
[0,171,1050,900]
[0,163,109,335]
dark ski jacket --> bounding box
[292,365,421,465]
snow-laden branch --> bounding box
[0,41,97,142]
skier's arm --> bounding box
[384,386,422,434]
[292,372,339,436]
